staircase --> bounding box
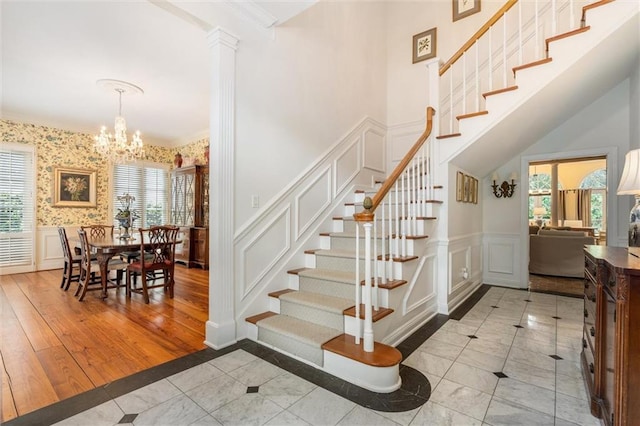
[246,168,442,392]
[241,0,638,393]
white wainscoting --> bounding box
[36,225,82,272]
[439,233,484,314]
[482,232,525,288]
[234,117,387,337]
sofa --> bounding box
[529,229,597,278]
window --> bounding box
[112,162,170,229]
[0,144,35,273]
[580,169,607,231]
[528,173,552,220]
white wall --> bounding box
[233,2,388,228]
[385,0,503,126]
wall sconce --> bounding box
[491,172,517,198]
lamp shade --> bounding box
[617,149,640,194]
[533,206,547,216]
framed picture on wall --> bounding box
[52,166,97,207]
[472,177,478,204]
[456,171,464,201]
[463,174,471,202]
[453,0,481,22]
[412,27,437,64]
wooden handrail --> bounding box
[439,0,519,76]
[354,106,435,222]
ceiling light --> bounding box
[94,79,145,164]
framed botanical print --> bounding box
[53,166,97,207]
[456,171,464,201]
[453,0,481,22]
[412,27,437,64]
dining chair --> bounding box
[126,226,179,304]
[81,224,114,239]
[57,226,81,291]
[75,229,127,301]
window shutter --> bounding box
[113,162,169,229]
[0,145,35,271]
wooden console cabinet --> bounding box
[171,165,209,269]
[583,246,640,426]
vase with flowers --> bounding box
[115,193,140,239]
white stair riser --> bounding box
[259,327,324,366]
[343,310,393,338]
[269,297,281,313]
[279,300,344,332]
[311,254,416,279]
[298,275,354,300]
[323,351,401,393]
[341,218,430,235]
[329,235,389,252]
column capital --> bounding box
[207,26,240,50]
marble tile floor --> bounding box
[8,285,602,426]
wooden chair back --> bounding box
[81,224,114,239]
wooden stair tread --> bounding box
[343,305,393,322]
[378,254,419,262]
[287,267,309,275]
[436,133,461,139]
[546,26,590,50]
[513,58,553,75]
[456,110,488,120]
[246,311,277,324]
[268,289,296,298]
[322,334,402,367]
[483,85,518,98]
[406,235,429,240]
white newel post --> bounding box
[205,27,239,349]
[363,221,374,352]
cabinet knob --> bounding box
[590,295,596,303]
[589,363,594,374]
[582,338,587,349]
[590,326,596,337]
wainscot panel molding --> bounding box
[386,120,425,173]
[233,117,387,339]
[482,233,523,288]
[446,233,483,313]
[36,225,82,271]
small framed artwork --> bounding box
[453,0,481,22]
[456,171,464,201]
[412,27,437,64]
[463,174,472,202]
[471,177,478,204]
[53,166,97,207]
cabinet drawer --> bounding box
[584,254,597,282]
[583,334,595,381]
[584,321,596,356]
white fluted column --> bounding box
[205,27,239,349]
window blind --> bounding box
[0,145,35,271]
[113,162,169,229]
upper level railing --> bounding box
[438,0,591,136]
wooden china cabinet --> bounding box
[582,245,640,426]
[170,164,209,269]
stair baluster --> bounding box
[354,107,435,352]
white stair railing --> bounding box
[438,0,591,136]
[353,107,435,351]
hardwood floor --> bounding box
[0,265,208,423]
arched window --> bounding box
[580,169,607,230]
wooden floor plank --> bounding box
[0,264,208,422]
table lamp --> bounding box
[533,206,547,227]
[617,149,640,257]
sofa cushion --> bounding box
[529,225,540,235]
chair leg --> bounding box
[126,270,132,298]
[60,261,68,289]
[77,273,89,301]
[140,272,150,304]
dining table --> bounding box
[81,233,181,299]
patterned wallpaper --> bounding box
[0,119,209,227]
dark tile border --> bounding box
[5,283,496,425]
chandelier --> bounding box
[94,79,145,164]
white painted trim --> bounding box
[294,166,332,241]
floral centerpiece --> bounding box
[115,193,140,239]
